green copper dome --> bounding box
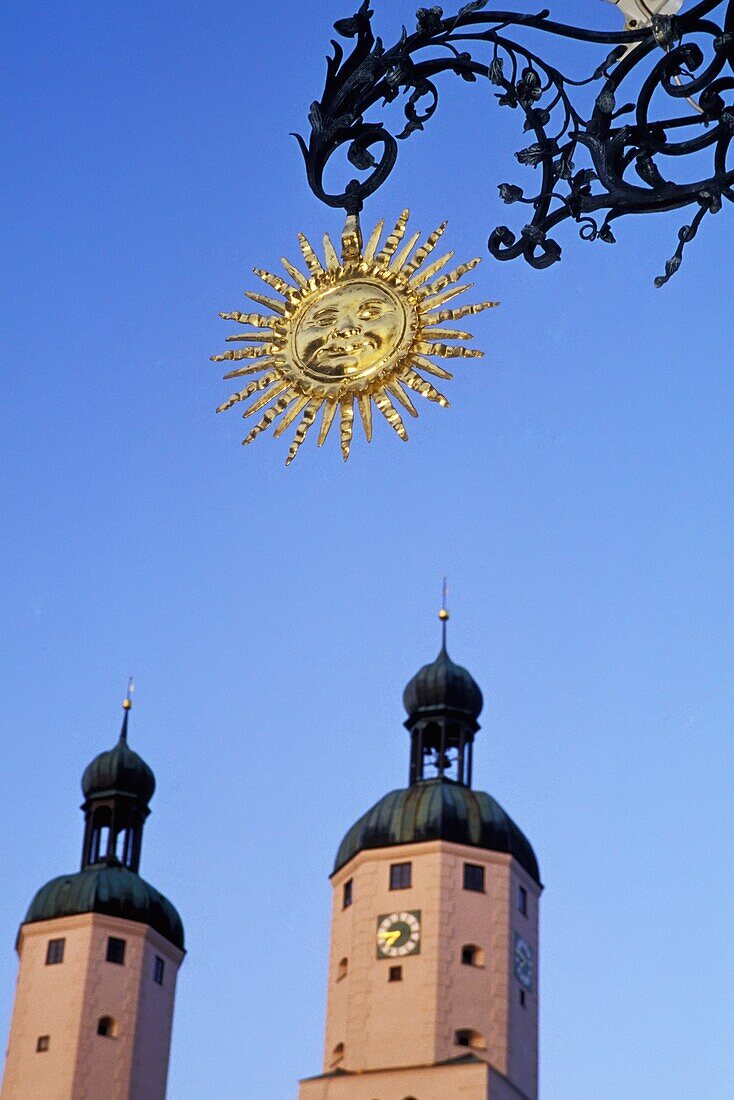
[81,735,155,803]
[24,865,184,950]
[334,777,540,884]
[403,642,483,723]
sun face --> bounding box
[212,210,498,464]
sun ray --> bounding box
[273,394,310,438]
[375,209,409,265]
[281,257,309,289]
[420,259,481,299]
[222,359,276,380]
[362,219,384,264]
[339,398,355,461]
[386,379,419,418]
[374,390,408,441]
[400,367,450,407]
[425,300,499,324]
[216,370,278,413]
[219,310,278,328]
[409,251,454,288]
[413,354,454,381]
[390,231,421,272]
[225,332,280,343]
[241,379,289,419]
[211,346,275,362]
[245,291,286,315]
[419,326,473,341]
[215,207,497,463]
[242,393,293,447]
[318,400,338,447]
[285,401,320,466]
[322,233,340,271]
[402,221,448,278]
[298,233,325,276]
[357,393,373,442]
[253,268,296,299]
[417,341,483,359]
[420,284,471,310]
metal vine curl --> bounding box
[296,0,734,283]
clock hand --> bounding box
[378,929,402,947]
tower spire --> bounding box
[439,577,449,651]
[120,677,134,742]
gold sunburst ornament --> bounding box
[212,209,498,464]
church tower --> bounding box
[1,695,185,1100]
[299,613,541,1100]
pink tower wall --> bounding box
[1,913,183,1100]
[299,840,540,1100]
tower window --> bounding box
[97,1016,118,1038]
[454,1028,486,1050]
[388,965,402,982]
[46,938,65,965]
[461,943,485,967]
[343,879,353,908]
[153,955,165,985]
[337,957,348,981]
[520,989,526,1007]
[106,937,126,965]
[518,884,528,916]
[36,1036,50,1052]
[463,863,485,892]
[389,862,412,890]
[330,1042,344,1067]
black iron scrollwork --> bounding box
[295,0,734,283]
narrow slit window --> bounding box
[518,884,528,916]
[153,956,165,985]
[343,879,353,908]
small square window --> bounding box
[520,989,526,1007]
[463,863,485,892]
[36,1036,50,1053]
[106,937,126,965]
[46,938,65,965]
[455,1029,472,1047]
[153,956,165,985]
[388,965,402,982]
[343,879,353,908]
[518,884,528,916]
[389,862,412,890]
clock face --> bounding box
[376,910,421,959]
[514,933,534,991]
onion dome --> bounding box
[81,699,155,804]
[24,866,184,950]
[403,639,483,725]
[334,777,539,884]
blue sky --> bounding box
[1,2,733,1097]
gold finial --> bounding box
[439,576,449,621]
[439,577,450,649]
[122,677,135,710]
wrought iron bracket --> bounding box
[296,0,734,283]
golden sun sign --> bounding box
[212,210,497,464]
